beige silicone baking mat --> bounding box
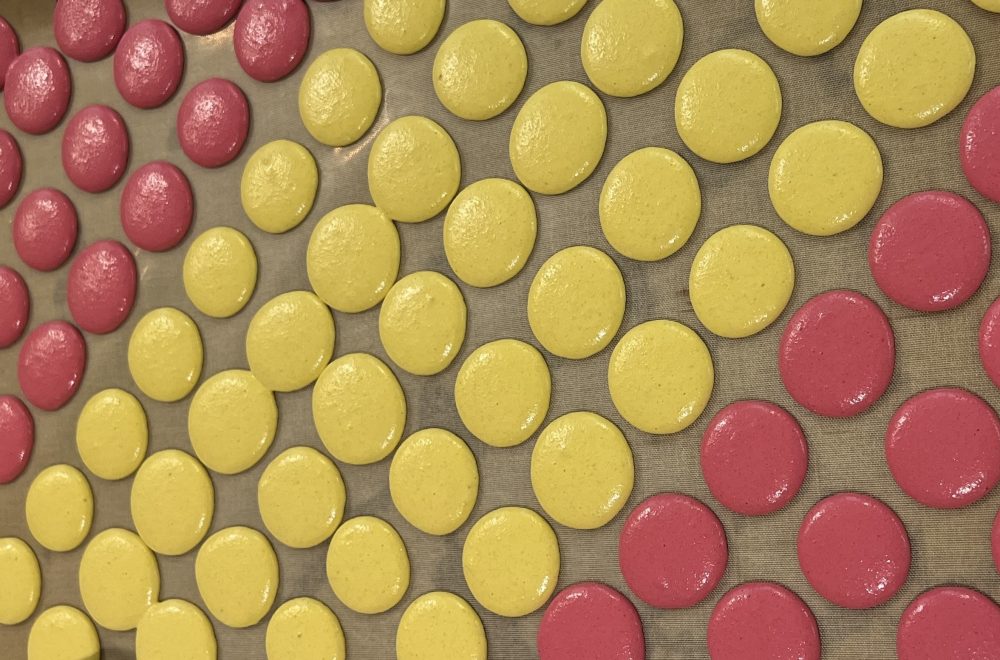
[2,0,1000,657]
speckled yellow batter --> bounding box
[195,526,279,628]
[183,227,258,318]
[527,246,625,359]
[78,528,160,631]
[266,597,345,660]
[76,388,147,480]
[769,120,883,236]
[307,204,400,313]
[755,0,862,56]
[433,20,527,120]
[28,606,100,660]
[396,591,487,660]
[689,225,795,338]
[581,0,683,97]
[972,0,1000,11]
[608,320,714,434]
[245,291,335,392]
[326,516,410,614]
[531,411,634,529]
[188,369,277,474]
[390,428,479,535]
[25,464,93,552]
[241,140,318,234]
[258,446,346,548]
[509,0,587,25]
[854,9,975,128]
[510,81,607,195]
[599,147,701,261]
[675,49,782,163]
[462,506,559,617]
[313,353,407,464]
[444,178,537,287]
[299,49,382,147]
[135,599,216,660]
[0,537,40,625]
[454,339,551,448]
[364,0,445,54]
[368,115,461,223]
[379,271,467,375]
[131,449,214,556]
[128,307,204,402]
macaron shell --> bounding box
[120,161,194,251]
[0,396,34,484]
[17,320,87,411]
[13,188,79,272]
[897,587,1000,659]
[166,0,243,35]
[3,47,72,135]
[53,0,126,62]
[177,78,250,168]
[62,105,131,193]
[66,240,137,334]
[708,582,820,660]
[233,0,310,82]
[537,582,645,660]
[0,17,20,90]
[114,19,185,109]
[962,85,1000,204]
[0,130,22,209]
[0,267,30,349]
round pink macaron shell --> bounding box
[62,105,130,193]
[869,191,990,312]
[177,78,250,168]
[121,161,193,251]
[797,492,910,609]
[66,240,137,335]
[700,400,808,516]
[885,387,1000,509]
[779,290,895,418]
[0,395,33,484]
[53,0,127,62]
[897,587,1000,660]
[0,17,20,90]
[961,86,1000,204]
[17,320,86,411]
[4,47,72,135]
[0,129,22,209]
[0,266,30,349]
[619,493,728,609]
[13,188,79,272]
[166,0,243,36]
[233,0,310,82]
[979,296,1000,391]
[708,582,821,660]
[114,19,185,109]
[538,582,645,660]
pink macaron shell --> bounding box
[700,400,808,516]
[177,78,250,168]
[0,17,20,90]
[166,0,243,35]
[0,395,33,484]
[708,582,821,660]
[897,587,1000,660]
[114,19,185,109]
[619,493,728,609]
[779,290,895,418]
[3,47,72,135]
[885,387,1000,509]
[121,161,193,251]
[66,240,137,335]
[991,509,1000,575]
[797,492,910,609]
[53,0,127,62]
[62,105,130,193]
[538,582,645,660]
[233,0,310,82]
[869,191,990,312]
[980,296,1000,390]
[17,320,86,411]
[0,129,22,209]
[961,86,1000,204]
[0,266,30,349]
[13,188,79,272]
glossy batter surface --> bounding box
[0,129,21,208]
[854,9,975,128]
[0,395,33,484]
[0,537,40,625]
[183,226,258,318]
[708,582,820,660]
[0,18,18,90]
[166,0,242,35]
[675,49,781,163]
[78,527,160,631]
[258,446,346,548]
[120,161,194,252]
[510,81,607,195]
[531,412,633,529]
[241,140,318,234]
[508,0,587,25]
[608,320,713,434]
[266,597,345,660]
[769,120,883,236]
[364,0,445,54]
[537,582,645,660]
[245,290,334,391]
[27,606,100,660]
[396,591,486,660]
[454,339,550,448]
[195,526,279,628]
[177,78,250,168]
[67,239,137,334]
[233,0,310,82]
[114,20,185,109]
[127,307,203,402]
[389,428,479,535]
[299,48,382,147]
[689,224,794,338]
[897,587,1000,659]
[379,271,467,375]
[962,85,1000,203]
[755,0,861,56]
[528,246,625,359]
[25,463,93,551]
[61,105,130,193]
[131,449,215,555]
[18,321,86,411]
[4,47,72,135]
[136,599,217,660]
[0,266,29,348]
[53,0,125,62]
[326,516,410,614]
[76,388,148,480]
[980,296,1000,389]
[462,506,560,617]
[13,188,78,271]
